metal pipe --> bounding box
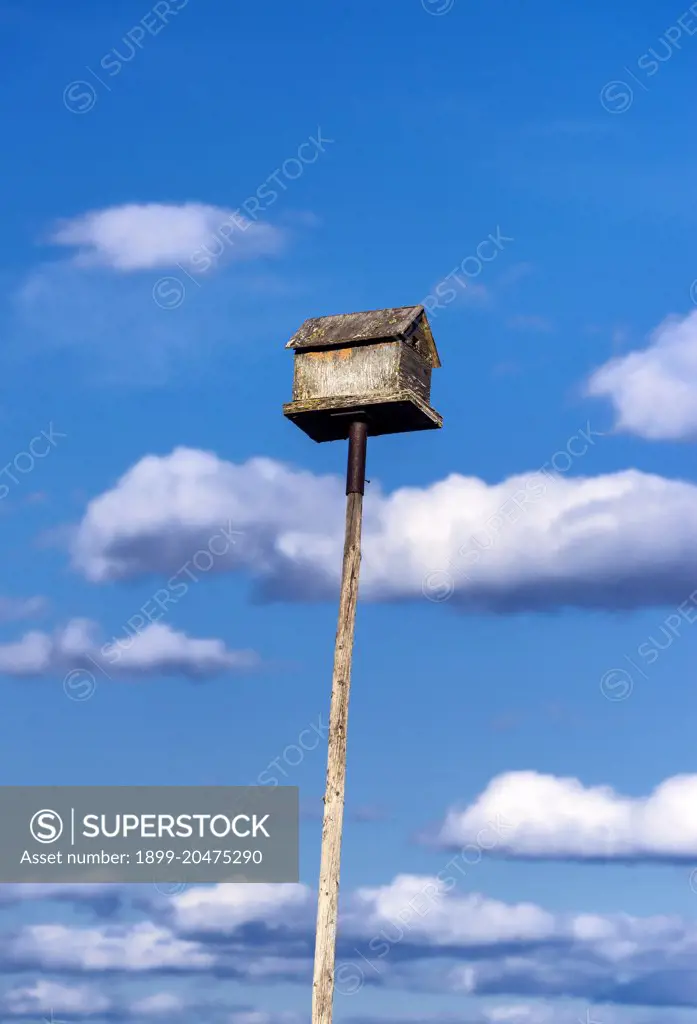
[346,420,368,495]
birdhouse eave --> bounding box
[285,305,441,369]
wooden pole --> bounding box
[311,418,368,1024]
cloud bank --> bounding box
[3,876,697,1010]
[71,446,697,612]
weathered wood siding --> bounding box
[402,320,439,367]
[399,343,431,402]
[293,342,400,401]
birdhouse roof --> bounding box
[285,305,441,368]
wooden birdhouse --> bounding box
[283,305,443,442]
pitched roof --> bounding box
[286,305,441,367]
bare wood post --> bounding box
[311,417,368,1024]
[283,305,442,1021]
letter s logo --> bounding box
[30,809,63,843]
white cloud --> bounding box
[71,448,345,589]
[8,921,214,971]
[1,980,109,1016]
[160,874,566,954]
[432,771,697,862]
[129,992,187,1015]
[0,973,302,1024]
[587,309,697,439]
[347,1011,677,1024]
[48,203,284,271]
[239,956,311,982]
[10,201,308,388]
[444,933,697,1005]
[483,1008,554,1024]
[171,881,313,935]
[354,885,697,1006]
[0,618,258,680]
[8,878,697,1010]
[71,446,697,612]
[6,879,697,1009]
[345,874,556,947]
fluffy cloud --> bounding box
[334,877,697,1008]
[0,989,673,1024]
[1,980,110,1017]
[71,449,345,590]
[344,875,556,947]
[128,992,188,1015]
[171,882,313,935]
[7,921,214,972]
[0,978,109,1019]
[346,1011,687,1024]
[6,877,697,1010]
[586,310,697,440]
[445,939,697,1006]
[12,203,308,389]
[71,446,697,612]
[48,203,284,271]
[0,982,307,1024]
[432,771,697,863]
[0,618,258,680]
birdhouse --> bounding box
[283,305,443,442]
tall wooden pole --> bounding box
[311,418,368,1024]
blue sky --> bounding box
[2,0,697,1021]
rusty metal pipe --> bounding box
[346,420,368,495]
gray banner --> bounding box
[1,786,298,883]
